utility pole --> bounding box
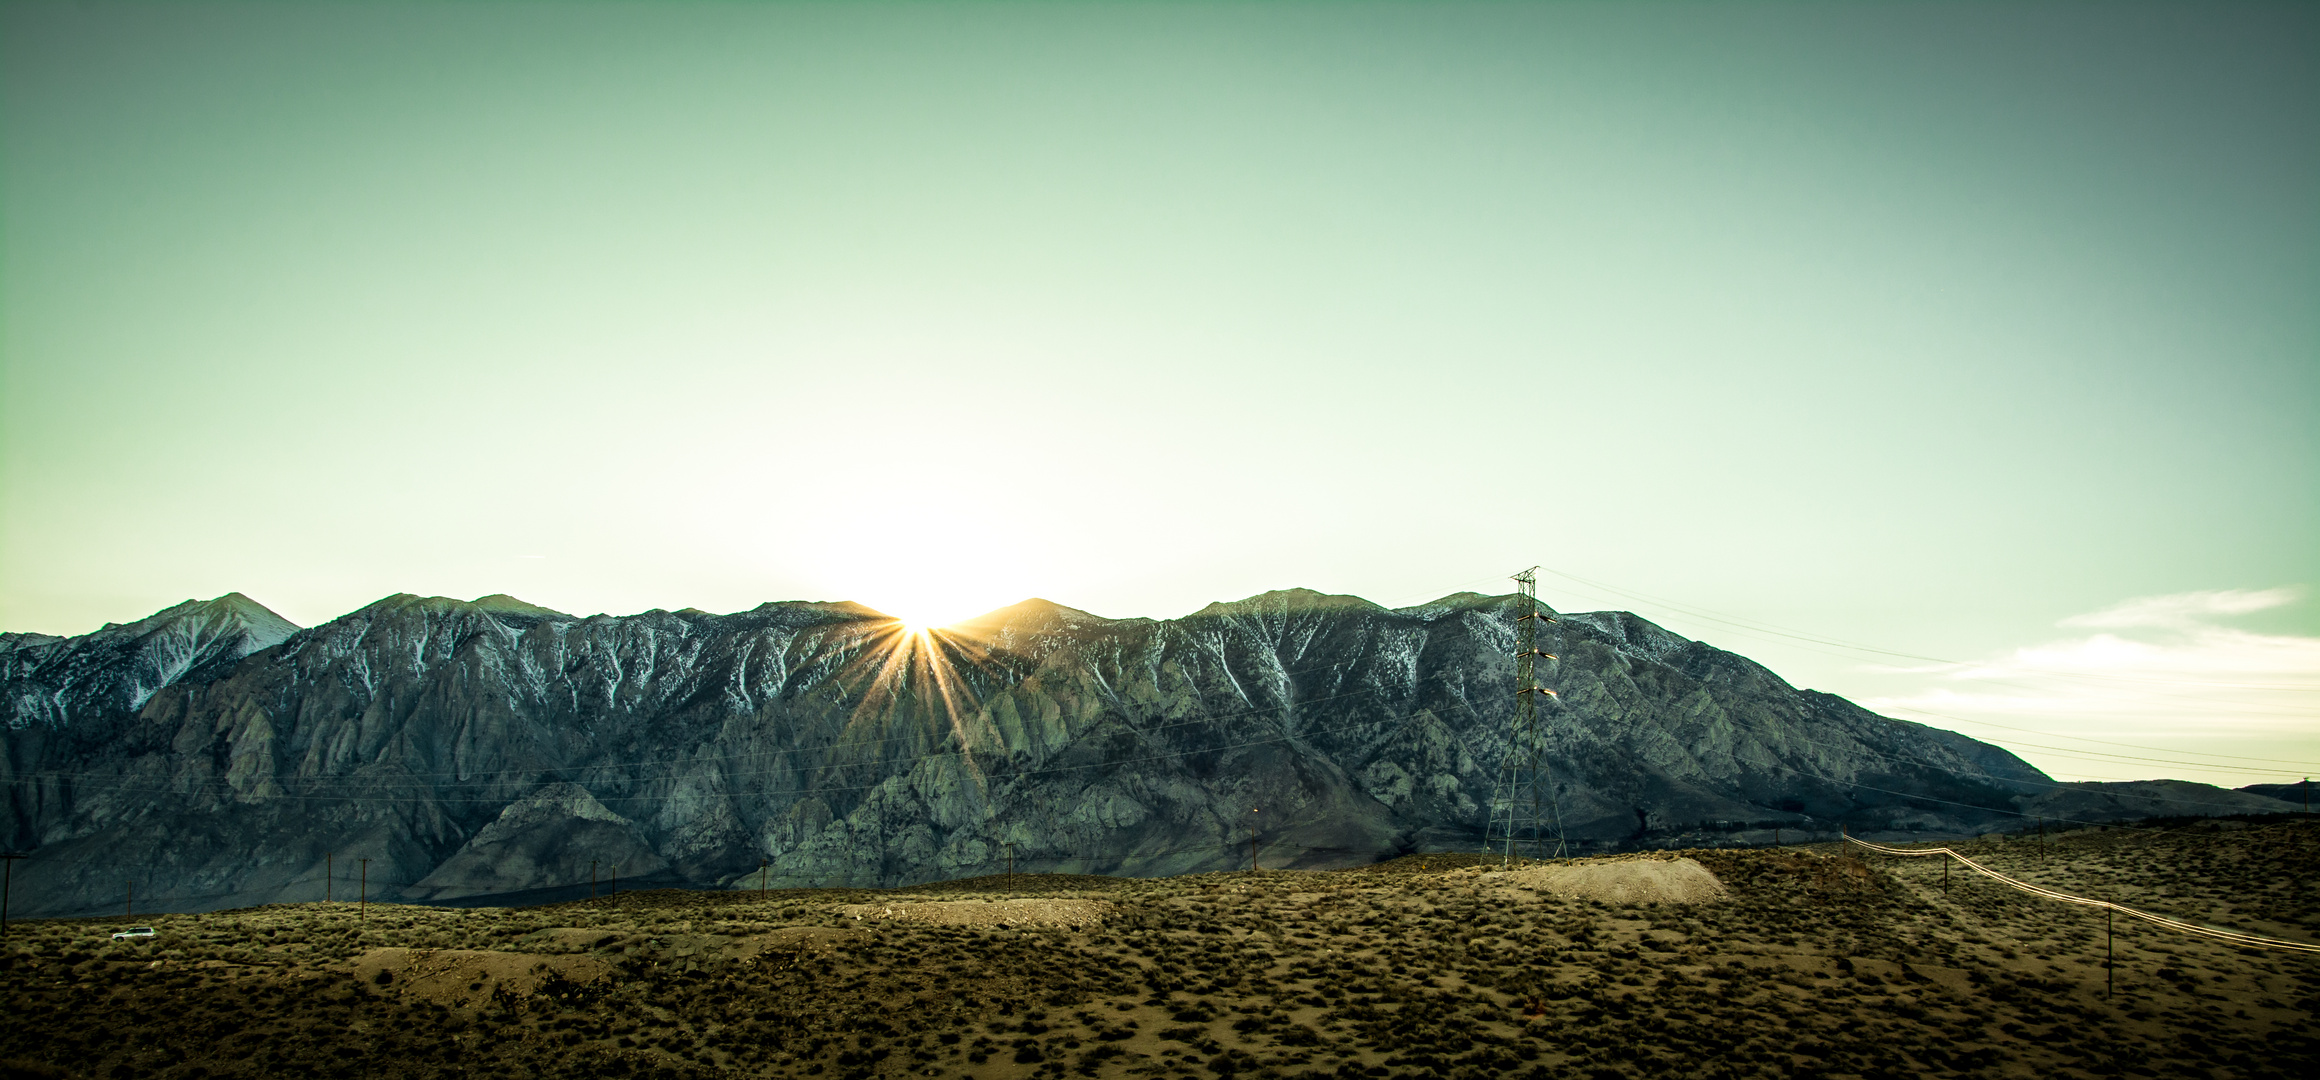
[1249,807,1260,874]
[758,859,769,902]
[126,881,133,921]
[1004,842,1015,893]
[326,852,333,904]
[1489,568,1566,864]
[609,866,616,904]
[0,853,23,940]
[358,858,368,925]
[590,860,598,901]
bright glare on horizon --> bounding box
[846,570,1043,636]
[889,615,942,637]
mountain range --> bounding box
[1,589,2296,916]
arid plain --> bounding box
[2,819,2311,1080]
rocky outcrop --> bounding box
[405,782,668,901]
[1,586,2278,916]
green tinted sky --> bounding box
[4,2,2314,784]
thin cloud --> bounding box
[2058,586,2301,630]
[1862,586,2320,778]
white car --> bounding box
[110,927,155,940]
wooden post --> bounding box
[326,852,333,904]
[2106,905,2114,999]
[359,859,368,924]
[759,859,768,902]
[1249,807,1260,874]
[590,860,598,901]
[0,853,22,940]
[126,881,133,921]
[609,866,616,904]
[1005,842,1015,892]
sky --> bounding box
[4,1,2313,788]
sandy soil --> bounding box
[347,947,612,1008]
[1493,854,1731,904]
[1,820,2312,1080]
[837,897,1116,928]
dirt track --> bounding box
[1,823,2313,1079]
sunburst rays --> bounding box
[818,618,1013,799]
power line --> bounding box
[11,570,2312,919]
[0,624,1507,794]
[1843,832,2320,955]
[0,672,1428,798]
[8,675,2282,896]
[1878,705,2320,770]
[5,623,2291,833]
[1534,566,2320,777]
[6,732,2301,917]
[1538,566,2320,693]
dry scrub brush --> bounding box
[0,822,2313,1079]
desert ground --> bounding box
[1,819,2312,1080]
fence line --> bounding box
[1842,832,2320,955]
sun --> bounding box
[879,610,960,637]
[850,578,1022,640]
[868,601,989,636]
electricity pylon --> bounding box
[1488,567,1567,863]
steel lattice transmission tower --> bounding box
[1489,567,1568,863]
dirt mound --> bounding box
[348,948,611,1008]
[1496,856,1728,904]
[835,897,1114,928]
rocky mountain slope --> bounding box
[0,588,2293,915]
[2,592,296,731]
